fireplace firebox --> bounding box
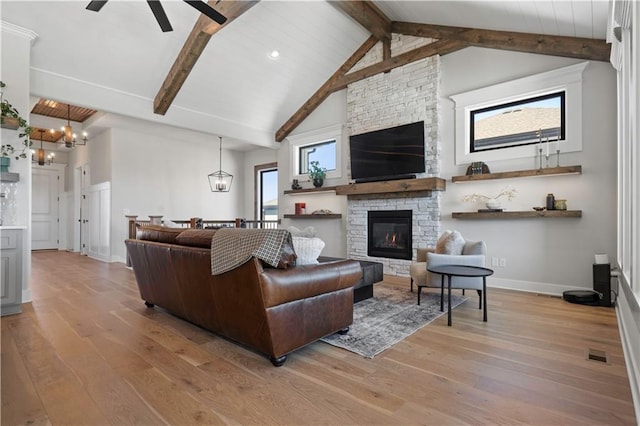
[367,210,412,260]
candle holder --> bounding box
[538,147,543,169]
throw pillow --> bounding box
[435,230,465,255]
[288,226,317,238]
[291,236,325,265]
[462,240,486,255]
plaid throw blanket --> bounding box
[211,228,292,275]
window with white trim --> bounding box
[289,124,343,182]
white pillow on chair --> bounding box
[291,236,325,265]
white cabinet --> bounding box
[1,228,22,315]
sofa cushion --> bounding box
[136,224,183,244]
[435,230,465,255]
[176,229,218,248]
[292,236,325,265]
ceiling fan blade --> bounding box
[183,0,227,25]
[147,1,173,32]
[86,0,108,12]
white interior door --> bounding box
[32,168,60,250]
[80,164,90,255]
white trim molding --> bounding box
[451,62,589,165]
[287,123,344,183]
[0,21,38,44]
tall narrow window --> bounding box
[255,163,278,227]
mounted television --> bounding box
[349,121,425,183]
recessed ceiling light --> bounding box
[269,50,280,59]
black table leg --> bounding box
[483,277,487,322]
[440,275,445,312]
[417,286,422,305]
[447,274,452,326]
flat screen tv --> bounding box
[349,121,425,183]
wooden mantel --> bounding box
[335,177,446,197]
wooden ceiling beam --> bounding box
[329,1,391,42]
[392,21,610,62]
[153,1,259,116]
[330,39,468,92]
[275,35,378,142]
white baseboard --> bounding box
[487,277,586,297]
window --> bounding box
[289,124,343,182]
[451,62,587,165]
[255,163,277,225]
[298,139,337,175]
[470,91,565,153]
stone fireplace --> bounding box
[345,34,442,276]
[367,210,412,260]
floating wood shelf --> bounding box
[283,186,337,195]
[1,117,20,130]
[283,214,342,219]
[452,210,582,219]
[335,177,446,197]
[0,172,20,183]
[451,165,582,183]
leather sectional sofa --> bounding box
[125,226,362,366]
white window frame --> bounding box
[450,62,588,165]
[288,124,343,182]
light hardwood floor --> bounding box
[2,251,636,425]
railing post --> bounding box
[125,215,138,267]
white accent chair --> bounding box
[409,231,487,308]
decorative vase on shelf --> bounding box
[485,198,501,210]
[0,157,10,172]
[312,178,323,188]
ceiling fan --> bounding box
[86,0,227,32]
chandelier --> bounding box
[32,129,54,166]
[208,137,233,192]
[58,104,88,147]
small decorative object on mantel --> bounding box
[291,179,302,190]
[463,186,517,211]
[308,160,326,188]
[554,199,567,210]
[546,193,555,210]
[311,209,333,215]
[465,161,490,175]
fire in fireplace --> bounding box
[367,210,412,260]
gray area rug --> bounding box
[321,286,467,358]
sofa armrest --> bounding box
[425,252,486,289]
[258,260,362,308]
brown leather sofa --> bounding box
[125,227,362,366]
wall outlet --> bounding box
[491,257,499,267]
[499,258,506,267]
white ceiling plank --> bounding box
[1,0,609,149]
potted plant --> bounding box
[308,161,327,188]
[1,81,33,162]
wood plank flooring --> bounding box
[2,251,636,425]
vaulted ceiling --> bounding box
[1,1,610,151]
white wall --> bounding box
[1,23,36,302]
[109,128,244,262]
[440,48,617,294]
[278,90,349,258]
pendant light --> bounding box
[208,136,233,192]
[32,129,54,166]
[60,104,89,147]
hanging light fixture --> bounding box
[208,136,233,192]
[31,129,54,166]
[59,104,89,147]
